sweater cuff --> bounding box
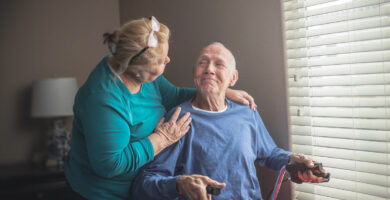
[141,137,155,163]
[284,151,293,165]
[163,176,181,199]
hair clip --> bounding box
[111,43,117,54]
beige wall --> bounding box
[0,0,290,198]
[119,0,290,198]
[0,0,120,164]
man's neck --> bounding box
[191,93,226,111]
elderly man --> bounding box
[131,43,325,200]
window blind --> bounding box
[282,0,390,199]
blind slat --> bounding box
[287,51,390,68]
[286,2,390,29]
[292,144,390,165]
[288,38,390,59]
[292,135,390,153]
[289,85,390,97]
[290,106,390,118]
[288,62,390,77]
[286,16,390,40]
[290,116,390,130]
[296,191,349,200]
[283,1,390,199]
[291,125,390,142]
[289,73,390,87]
[296,183,390,199]
[285,0,389,21]
[289,96,390,107]
[310,156,390,176]
[325,167,390,187]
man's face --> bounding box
[193,44,237,96]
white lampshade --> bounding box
[31,77,78,118]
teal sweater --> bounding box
[64,56,196,200]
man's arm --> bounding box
[254,111,292,170]
[131,108,187,200]
[253,111,328,183]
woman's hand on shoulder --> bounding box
[148,107,191,155]
[226,88,257,110]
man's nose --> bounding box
[204,63,215,74]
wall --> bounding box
[0,0,290,198]
[0,0,120,164]
[119,0,290,199]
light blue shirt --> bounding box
[131,99,291,200]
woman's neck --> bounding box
[192,93,226,111]
[108,56,142,94]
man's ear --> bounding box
[229,70,238,87]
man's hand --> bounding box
[177,174,225,200]
[289,153,328,183]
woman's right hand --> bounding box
[148,107,191,155]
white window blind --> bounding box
[282,0,390,199]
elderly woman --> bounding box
[131,42,327,200]
[64,17,256,200]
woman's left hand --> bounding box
[226,88,257,110]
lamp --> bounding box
[31,77,78,168]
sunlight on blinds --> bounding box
[282,0,390,199]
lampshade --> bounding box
[31,77,78,118]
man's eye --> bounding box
[216,63,224,67]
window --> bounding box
[282,0,390,199]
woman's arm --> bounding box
[81,92,154,178]
[155,75,196,111]
[156,75,257,111]
[81,92,192,178]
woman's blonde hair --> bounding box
[103,17,170,77]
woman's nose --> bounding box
[164,56,170,64]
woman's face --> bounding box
[141,42,170,82]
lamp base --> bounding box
[46,118,70,168]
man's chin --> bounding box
[199,87,218,96]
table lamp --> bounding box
[31,77,78,168]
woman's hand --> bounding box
[148,107,191,155]
[177,174,226,200]
[226,88,257,110]
[289,153,327,183]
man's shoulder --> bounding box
[228,99,256,113]
[165,99,193,118]
[226,99,263,123]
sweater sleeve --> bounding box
[131,133,184,199]
[254,111,291,170]
[79,92,154,178]
[131,108,187,200]
[155,75,196,111]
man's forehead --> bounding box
[199,45,229,61]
